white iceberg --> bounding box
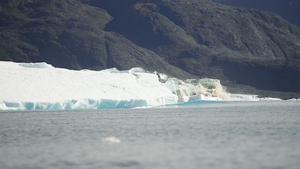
[0,61,275,111]
[101,137,121,144]
[0,61,177,110]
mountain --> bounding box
[212,0,300,26]
[0,0,191,78]
[1,0,300,98]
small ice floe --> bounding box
[101,137,121,144]
[259,97,281,101]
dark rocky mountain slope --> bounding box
[213,0,300,26]
[1,0,300,98]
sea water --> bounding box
[0,101,299,169]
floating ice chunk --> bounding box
[288,98,300,101]
[259,97,281,101]
[102,137,121,144]
[229,94,282,101]
[230,94,260,101]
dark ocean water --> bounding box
[0,101,299,169]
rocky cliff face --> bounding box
[1,0,300,98]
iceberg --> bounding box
[0,61,275,111]
[0,61,178,111]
